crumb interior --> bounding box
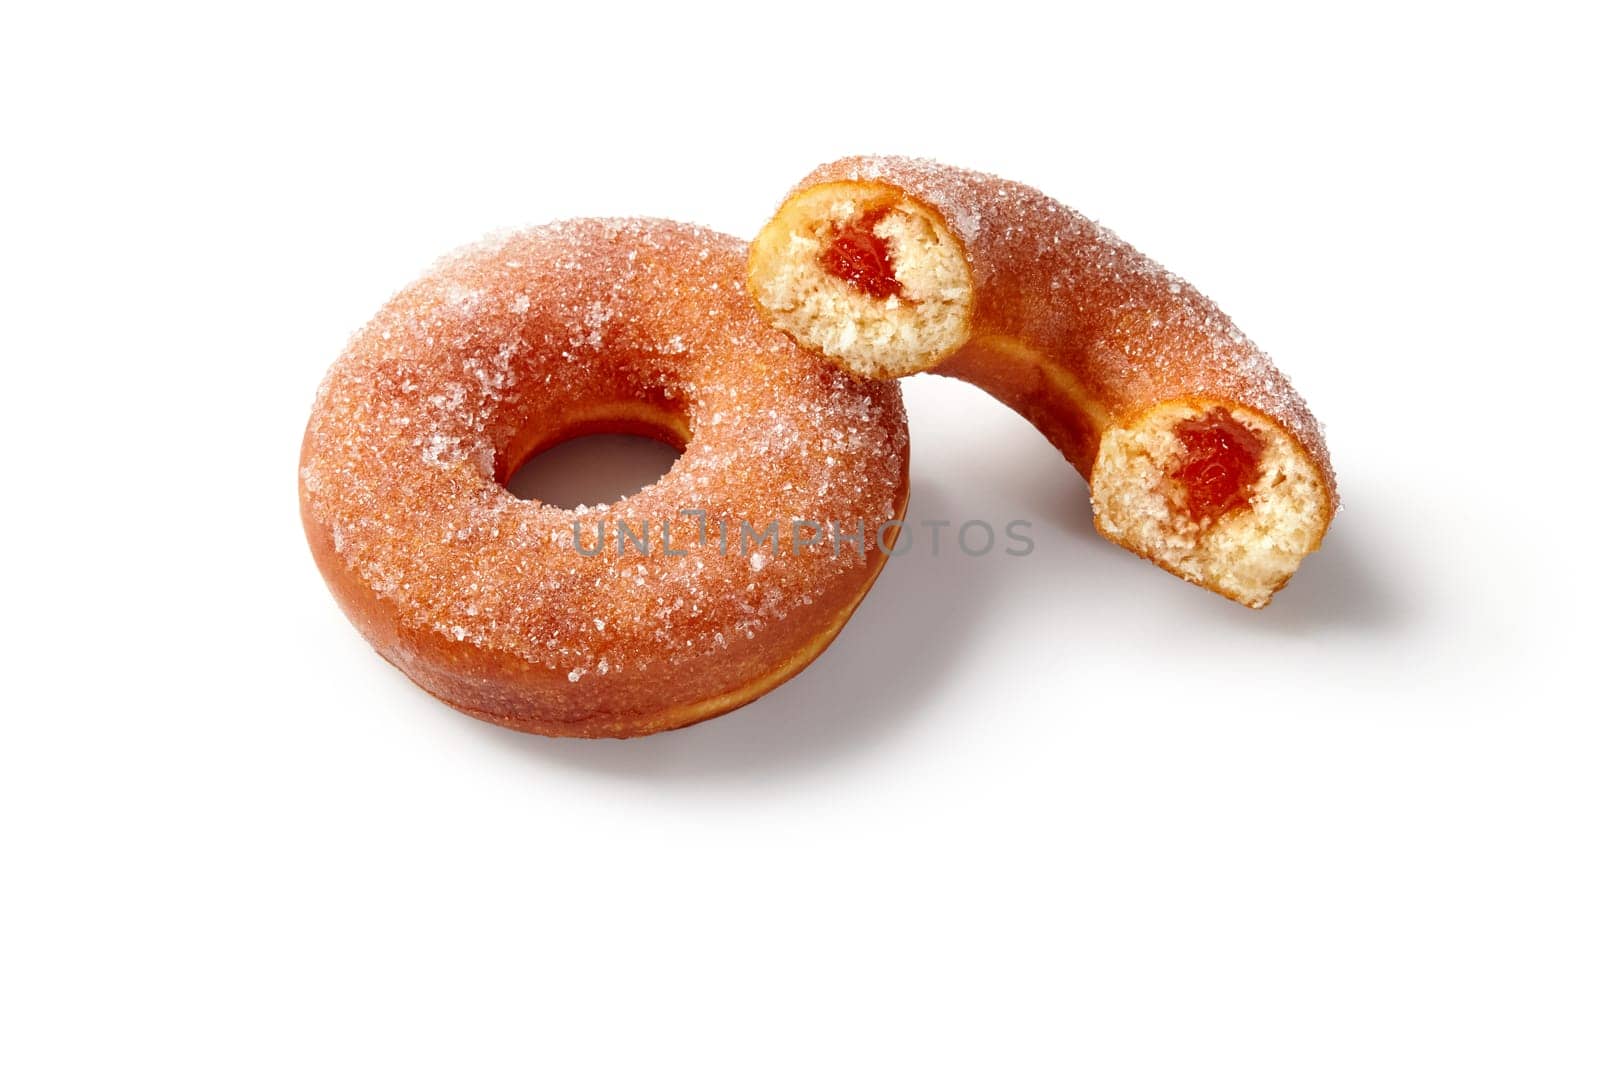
[749,183,973,378]
[1091,402,1328,607]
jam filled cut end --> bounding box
[748,181,974,379]
[1092,401,1331,608]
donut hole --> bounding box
[504,423,685,508]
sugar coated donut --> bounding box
[749,156,1336,608]
[300,219,909,737]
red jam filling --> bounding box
[1171,408,1265,524]
[820,208,902,299]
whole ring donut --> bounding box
[300,218,910,737]
[749,157,1336,608]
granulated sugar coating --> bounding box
[804,155,1335,494]
[757,157,1336,607]
[300,219,909,737]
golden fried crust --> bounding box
[300,219,910,737]
[786,157,1334,493]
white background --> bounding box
[4,3,1596,1064]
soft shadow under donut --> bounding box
[454,482,995,780]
